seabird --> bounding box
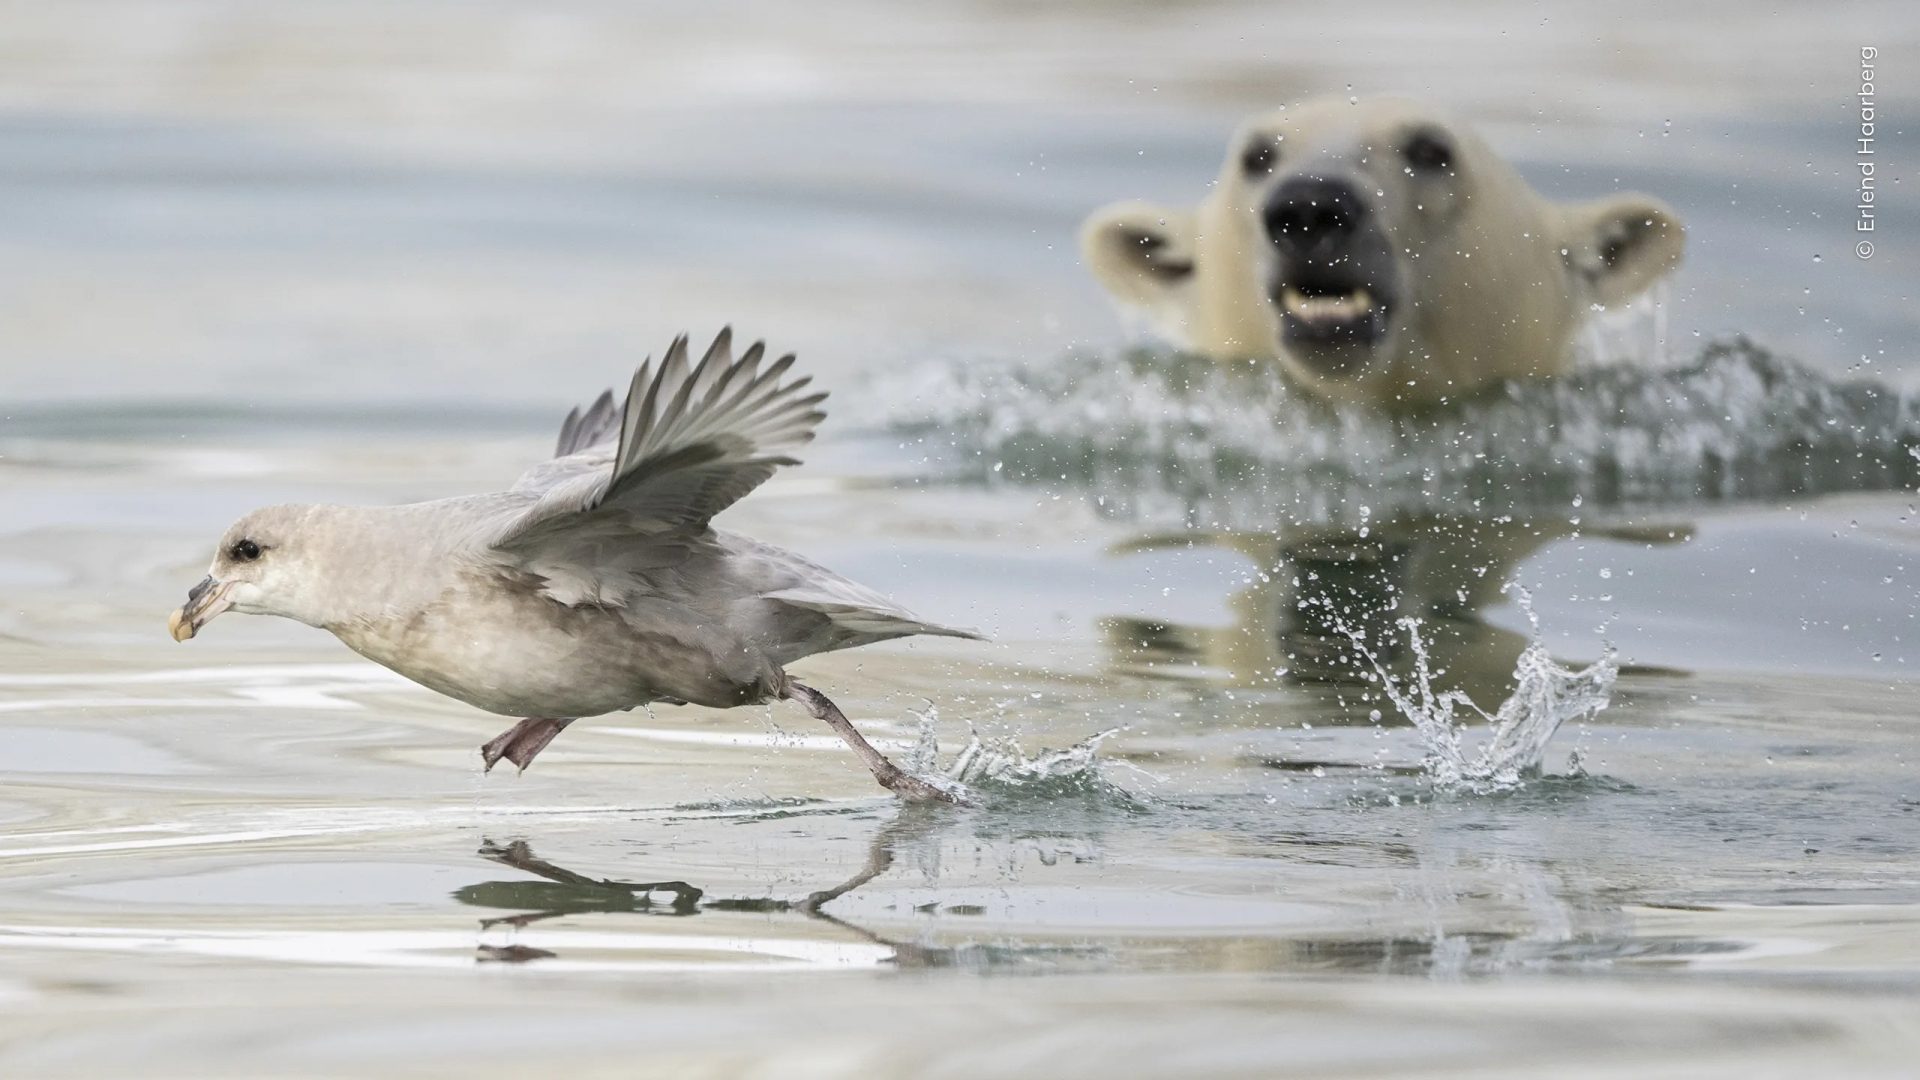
[168,329,979,803]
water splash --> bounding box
[868,338,1919,530]
[1347,592,1616,794]
[907,707,1138,803]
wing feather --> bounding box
[554,389,619,457]
[491,328,824,549]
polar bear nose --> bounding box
[1263,176,1366,256]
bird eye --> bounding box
[1402,130,1454,173]
[1240,138,1280,176]
[229,539,262,562]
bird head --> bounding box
[169,504,325,640]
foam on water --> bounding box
[1346,591,1617,794]
[870,338,1919,529]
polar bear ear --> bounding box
[1080,200,1198,311]
[1561,195,1686,308]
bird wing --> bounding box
[489,327,826,552]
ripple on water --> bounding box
[1,727,203,776]
[55,861,486,910]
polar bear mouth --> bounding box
[1273,279,1394,353]
[1280,285,1378,326]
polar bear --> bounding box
[1081,98,1685,407]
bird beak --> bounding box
[168,575,234,642]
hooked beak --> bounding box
[168,575,234,642]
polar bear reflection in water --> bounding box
[1101,517,1688,712]
[1081,97,1685,409]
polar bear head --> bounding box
[1081,98,1685,406]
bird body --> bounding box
[169,330,978,802]
[323,523,956,719]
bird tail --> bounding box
[776,597,983,644]
[761,592,984,665]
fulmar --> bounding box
[167,329,980,803]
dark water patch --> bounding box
[1282,930,1755,977]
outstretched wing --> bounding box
[491,328,826,550]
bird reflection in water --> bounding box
[458,805,1081,969]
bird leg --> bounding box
[480,717,576,772]
[784,682,970,805]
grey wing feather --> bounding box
[555,389,620,457]
[491,327,826,548]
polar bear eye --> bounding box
[1240,138,1280,177]
[1402,131,1454,174]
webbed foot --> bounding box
[480,717,576,772]
[785,682,973,805]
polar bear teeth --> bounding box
[1282,287,1374,321]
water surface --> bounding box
[2,2,1918,1075]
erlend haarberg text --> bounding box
[1857,46,1878,259]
